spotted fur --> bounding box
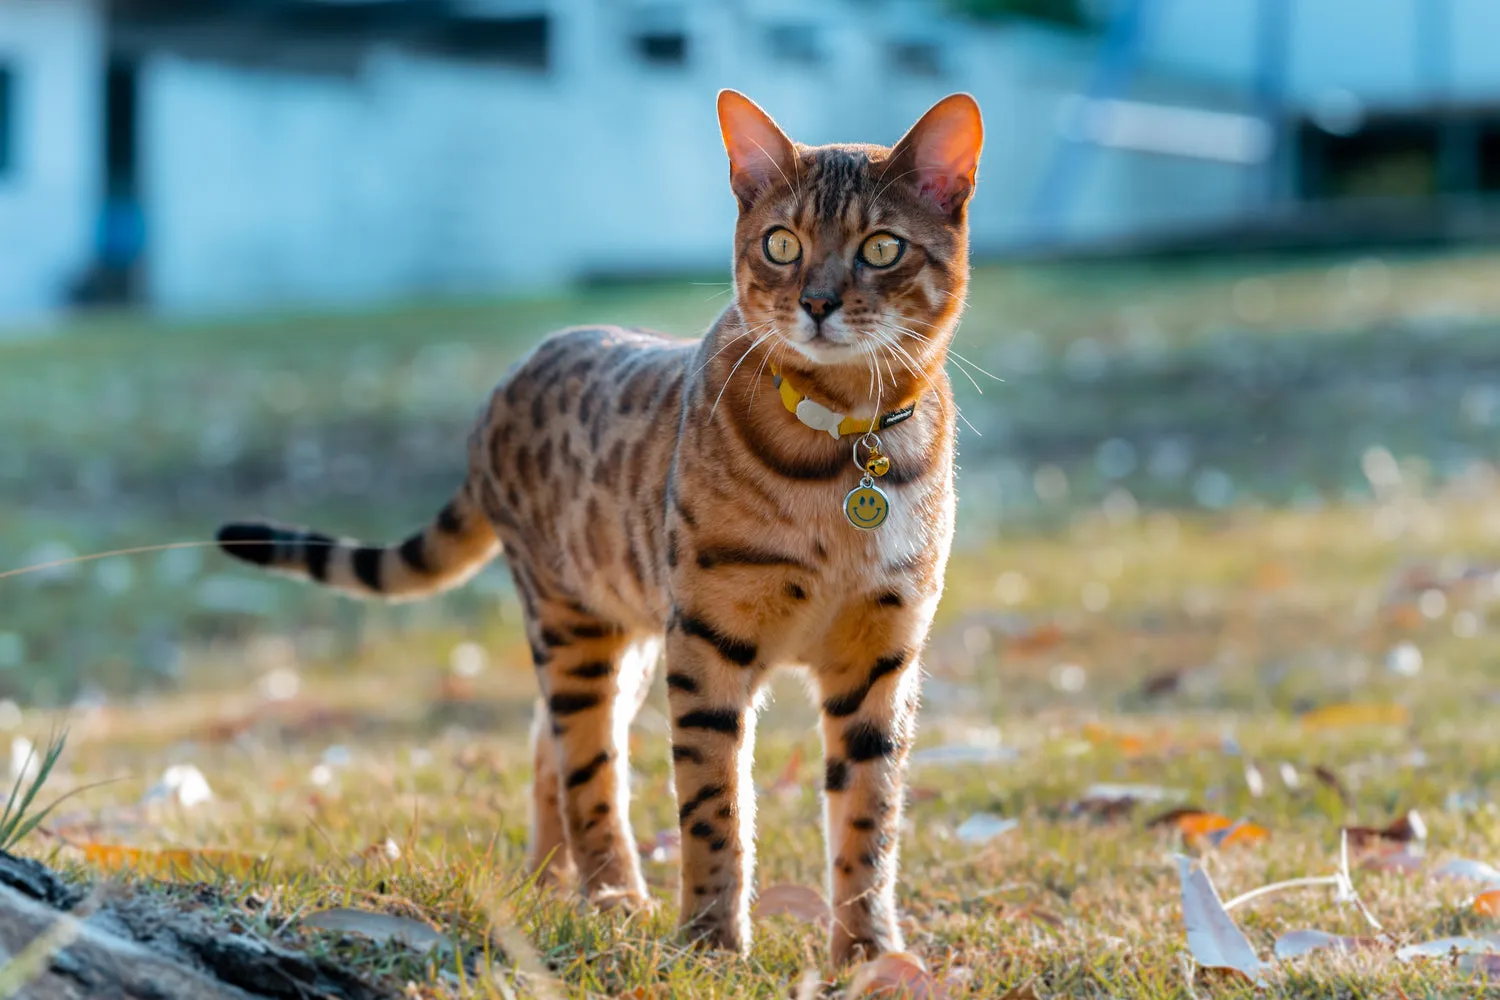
[216,90,982,966]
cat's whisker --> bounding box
[691,321,774,378]
[709,328,778,421]
[888,322,1003,386]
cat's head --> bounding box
[719,91,982,388]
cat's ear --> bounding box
[887,93,984,217]
[718,90,798,209]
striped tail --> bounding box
[215,486,500,601]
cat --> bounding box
[217,89,982,965]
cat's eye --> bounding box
[860,233,904,268]
[763,228,802,265]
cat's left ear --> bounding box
[888,94,984,217]
[718,90,799,210]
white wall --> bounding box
[0,0,101,325]
[138,0,1253,316]
[1140,0,1500,109]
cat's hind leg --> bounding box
[532,602,653,910]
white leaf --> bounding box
[752,884,829,926]
[142,764,214,808]
[1433,858,1500,885]
[303,907,448,953]
[1177,855,1268,984]
[1396,936,1500,962]
[1274,929,1369,960]
[909,745,1019,767]
[955,813,1019,844]
[1084,783,1186,804]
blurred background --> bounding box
[3,0,1500,725]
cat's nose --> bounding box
[799,291,842,321]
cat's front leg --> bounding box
[816,629,924,964]
[664,612,762,954]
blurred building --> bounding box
[2,0,1499,325]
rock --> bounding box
[0,851,385,999]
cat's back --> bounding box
[474,325,695,626]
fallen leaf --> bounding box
[848,952,950,999]
[1396,936,1500,962]
[753,884,829,927]
[1138,669,1184,699]
[1463,952,1500,977]
[303,907,447,953]
[1274,929,1382,960]
[997,978,1044,999]
[767,745,803,799]
[1475,890,1500,916]
[955,813,1018,844]
[140,764,214,809]
[1311,764,1352,806]
[1004,623,1064,655]
[638,830,680,865]
[1344,810,1427,851]
[78,843,262,878]
[1433,859,1500,885]
[1204,820,1271,848]
[1176,855,1268,985]
[1299,702,1410,730]
[1149,809,1266,848]
[1361,848,1425,874]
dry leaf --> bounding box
[1005,623,1064,655]
[1274,929,1381,960]
[1311,764,1352,806]
[752,884,829,927]
[997,977,1044,999]
[1395,936,1500,962]
[1344,810,1426,851]
[1176,855,1268,985]
[1462,952,1500,977]
[1299,702,1410,730]
[848,952,950,999]
[1433,859,1500,885]
[955,813,1018,844]
[303,907,447,953]
[78,843,262,878]
[1360,848,1425,874]
[767,745,803,799]
[1474,890,1500,916]
[1148,809,1267,848]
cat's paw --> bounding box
[590,887,656,915]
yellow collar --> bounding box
[770,363,918,439]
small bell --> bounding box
[865,451,891,478]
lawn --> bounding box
[3,250,1500,997]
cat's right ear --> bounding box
[717,90,798,210]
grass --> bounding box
[4,250,1500,996]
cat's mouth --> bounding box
[783,332,862,366]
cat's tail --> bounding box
[215,484,500,601]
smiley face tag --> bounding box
[844,481,891,530]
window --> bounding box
[630,4,688,68]
[0,64,14,180]
[423,15,550,70]
[890,40,944,78]
[1297,119,1439,200]
[634,31,686,66]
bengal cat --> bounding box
[217,90,982,965]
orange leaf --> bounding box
[752,884,829,927]
[1300,702,1410,730]
[1254,561,1293,591]
[1147,809,1267,847]
[1006,623,1063,655]
[78,843,263,878]
[849,952,950,999]
[1475,890,1500,917]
